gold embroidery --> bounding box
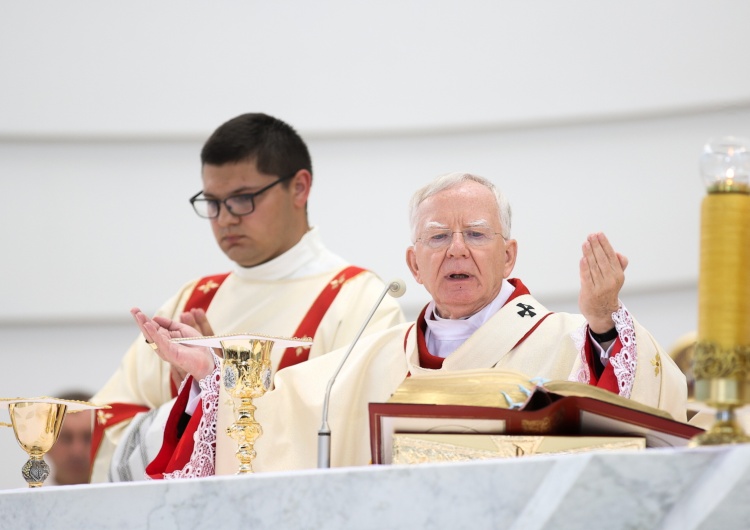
[651,353,661,376]
[197,280,220,294]
[329,274,347,289]
[97,410,114,426]
[521,417,552,433]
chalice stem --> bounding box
[227,398,263,474]
[22,455,50,488]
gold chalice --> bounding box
[0,397,105,487]
[172,333,312,474]
[221,338,274,474]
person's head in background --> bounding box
[46,391,93,485]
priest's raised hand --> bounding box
[131,308,216,384]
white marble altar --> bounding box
[1,444,749,530]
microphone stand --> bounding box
[317,280,405,468]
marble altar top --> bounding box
[1,444,749,530]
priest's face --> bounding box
[201,160,311,267]
[406,181,517,319]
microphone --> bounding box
[317,279,406,468]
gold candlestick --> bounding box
[691,137,750,446]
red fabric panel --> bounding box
[276,266,366,372]
[183,273,231,314]
[145,378,203,479]
[583,335,623,394]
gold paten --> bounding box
[221,338,274,474]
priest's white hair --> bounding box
[408,172,512,242]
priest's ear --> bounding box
[502,238,518,278]
[290,169,312,208]
[405,246,424,285]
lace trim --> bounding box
[163,353,221,479]
[571,304,637,397]
[571,325,590,384]
[609,304,637,399]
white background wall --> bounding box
[1,1,749,489]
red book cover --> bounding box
[370,394,703,465]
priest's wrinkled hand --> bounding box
[578,232,628,333]
[131,308,216,383]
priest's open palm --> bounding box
[131,308,216,383]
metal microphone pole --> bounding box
[317,279,406,468]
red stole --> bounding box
[276,266,365,371]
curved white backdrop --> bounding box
[1,1,749,489]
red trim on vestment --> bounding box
[168,273,231,398]
[416,306,443,369]
[276,266,366,372]
[90,403,150,468]
[511,313,554,350]
[505,278,531,299]
[183,273,232,315]
[403,324,416,377]
[146,378,203,479]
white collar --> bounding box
[424,279,516,357]
[231,227,346,281]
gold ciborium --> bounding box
[1,397,104,487]
[171,333,312,474]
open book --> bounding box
[369,370,702,465]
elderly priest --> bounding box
[136,172,687,478]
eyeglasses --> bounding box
[416,228,505,250]
[189,174,294,219]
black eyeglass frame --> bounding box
[189,173,296,219]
